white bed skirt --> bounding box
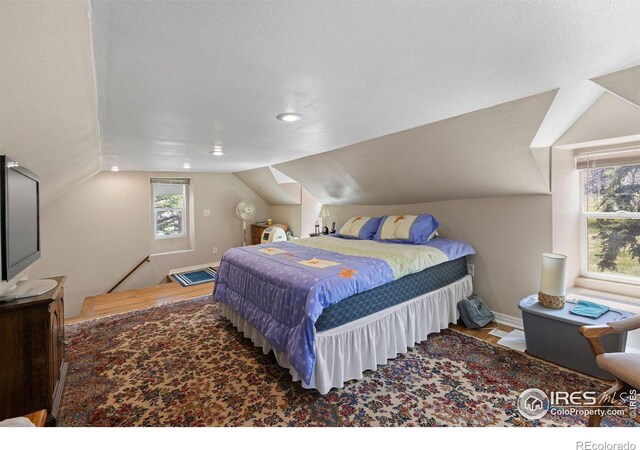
[220,274,473,394]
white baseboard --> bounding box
[492,311,523,330]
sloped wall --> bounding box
[555,92,640,147]
[0,1,102,206]
[274,91,556,206]
[234,167,301,205]
[592,64,640,107]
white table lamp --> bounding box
[319,206,330,229]
[538,252,567,309]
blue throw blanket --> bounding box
[213,237,475,385]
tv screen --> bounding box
[1,156,40,281]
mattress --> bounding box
[213,236,476,384]
[315,256,468,331]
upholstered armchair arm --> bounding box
[608,314,640,333]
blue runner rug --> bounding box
[172,267,217,287]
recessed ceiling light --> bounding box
[210,145,224,156]
[276,112,303,122]
[183,163,191,169]
[110,166,119,172]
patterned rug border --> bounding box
[446,327,608,386]
[67,294,214,331]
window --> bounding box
[579,150,640,284]
[151,178,189,239]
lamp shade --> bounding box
[540,253,567,297]
[319,206,330,218]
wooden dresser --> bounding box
[0,276,67,426]
[250,223,288,245]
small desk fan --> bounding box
[236,200,256,246]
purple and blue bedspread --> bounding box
[213,236,475,384]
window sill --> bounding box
[150,249,194,257]
[154,234,186,241]
[574,276,640,302]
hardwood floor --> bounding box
[450,321,516,347]
[69,283,517,352]
[67,281,214,324]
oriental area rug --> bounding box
[59,296,633,427]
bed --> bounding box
[213,235,475,394]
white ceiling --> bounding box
[92,1,640,173]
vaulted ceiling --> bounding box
[91,1,640,173]
[3,1,640,206]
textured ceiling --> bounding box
[91,1,640,173]
[0,1,101,206]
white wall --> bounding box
[301,187,323,236]
[551,147,581,285]
[551,89,640,297]
[592,64,640,108]
[328,195,553,318]
[1,1,101,206]
[233,168,301,206]
[271,205,302,237]
[271,186,322,238]
[270,182,303,236]
[29,171,269,317]
[555,92,640,147]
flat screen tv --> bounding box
[0,155,41,282]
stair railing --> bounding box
[107,256,151,293]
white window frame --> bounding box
[579,169,640,286]
[152,181,188,240]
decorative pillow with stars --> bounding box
[337,216,381,240]
[374,214,439,244]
